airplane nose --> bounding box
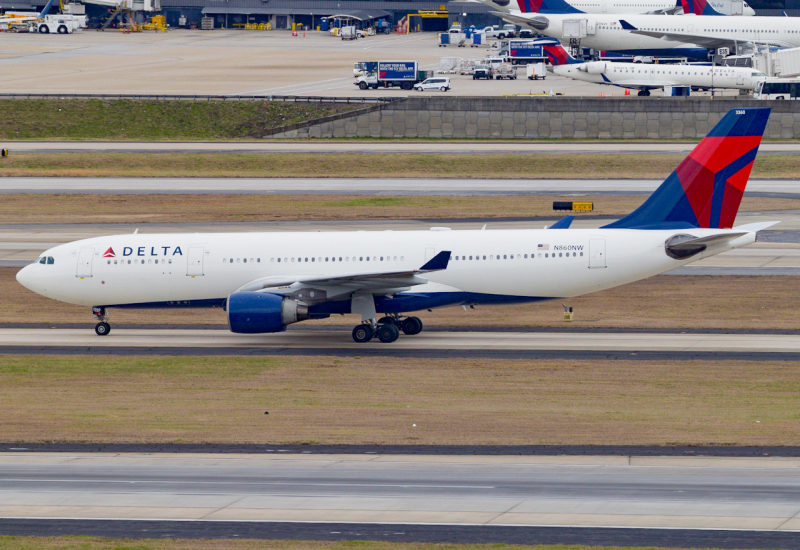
[16,264,36,292]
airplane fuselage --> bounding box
[520,13,800,57]
[555,60,765,90]
[18,228,754,316]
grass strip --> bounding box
[0,194,794,225]
[2,152,800,178]
[0,539,690,550]
[0,100,357,140]
[3,270,799,330]
[1,354,798,445]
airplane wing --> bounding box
[619,19,794,50]
[234,251,452,296]
[491,11,549,31]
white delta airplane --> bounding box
[491,0,754,16]
[481,0,793,59]
[17,108,776,344]
[541,38,766,94]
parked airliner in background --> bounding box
[484,0,753,15]
[541,38,766,94]
[485,7,800,59]
[17,109,776,343]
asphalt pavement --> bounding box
[0,453,798,536]
[6,141,800,155]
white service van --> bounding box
[754,78,800,100]
[413,77,451,92]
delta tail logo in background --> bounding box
[604,109,770,230]
[103,248,116,258]
[515,0,581,14]
[680,0,724,15]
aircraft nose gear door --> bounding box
[589,238,606,269]
[77,247,94,278]
[187,246,204,276]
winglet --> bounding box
[419,250,451,272]
[549,216,574,229]
[619,19,637,30]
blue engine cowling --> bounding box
[227,292,309,334]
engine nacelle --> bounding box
[227,292,309,334]
[585,62,607,75]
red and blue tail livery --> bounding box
[680,0,725,15]
[603,108,771,230]
[515,0,582,13]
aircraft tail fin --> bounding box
[38,0,55,18]
[684,0,725,16]
[603,108,771,230]
[517,0,583,14]
[540,39,583,65]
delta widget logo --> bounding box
[103,247,116,258]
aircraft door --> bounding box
[77,247,94,278]
[425,247,435,261]
[589,239,606,269]
[736,72,744,85]
[187,246,204,276]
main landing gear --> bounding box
[92,306,111,336]
[351,315,424,343]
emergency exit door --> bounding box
[76,247,93,278]
[589,239,606,269]
[187,246,204,276]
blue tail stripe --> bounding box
[539,0,583,13]
[707,108,771,137]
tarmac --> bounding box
[1,453,799,534]
[6,141,800,154]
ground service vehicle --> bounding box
[355,61,425,90]
[754,78,800,99]
[340,26,357,40]
[494,63,518,79]
[504,40,548,65]
[414,77,451,91]
[527,62,547,79]
[473,64,493,79]
[17,109,776,344]
[502,24,517,37]
[37,13,85,33]
[353,61,378,77]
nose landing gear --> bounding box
[92,306,111,336]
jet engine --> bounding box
[227,292,309,334]
[585,62,607,74]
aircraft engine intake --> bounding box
[227,292,309,333]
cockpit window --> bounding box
[38,257,46,264]
[37,256,54,265]
[47,257,54,265]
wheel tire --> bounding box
[39,25,49,33]
[377,324,400,343]
[440,86,446,92]
[57,25,68,34]
[352,324,374,343]
[359,82,368,90]
[95,322,110,336]
[378,316,396,326]
[401,317,423,336]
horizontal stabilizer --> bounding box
[733,221,781,233]
[668,232,747,251]
[549,216,574,229]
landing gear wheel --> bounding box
[94,322,111,336]
[352,324,374,343]
[401,316,423,336]
[637,89,651,97]
[377,323,400,343]
[378,316,397,326]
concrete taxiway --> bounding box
[3,328,800,360]
[0,453,798,531]
[7,141,800,155]
[3,177,800,195]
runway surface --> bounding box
[6,140,800,155]
[1,453,799,538]
[3,177,800,195]
[3,328,800,361]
